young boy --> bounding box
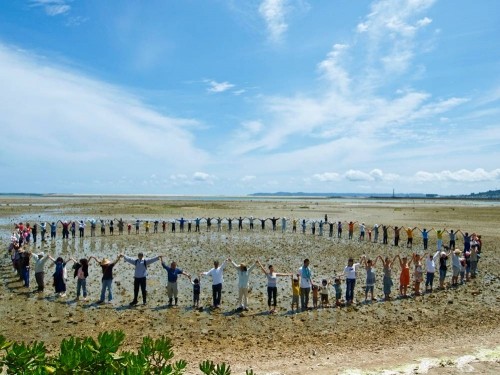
[189,276,201,308]
[312,284,319,308]
[291,275,300,312]
[319,279,329,307]
[333,278,342,306]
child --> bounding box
[190,276,201,308]
[362,257,378,302]
[459,256,466,284]
[378,256,396,301]
[333,278,342,306]
[311,284,319,308]
[395,255,412,298]
[291,275,300,312]
[319,279,329,307]
[412,253,424,296]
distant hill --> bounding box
[456,189,500,199]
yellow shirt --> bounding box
[292,282,300,296]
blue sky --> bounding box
[1,0,499,195]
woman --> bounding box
[257,261,290,313]
[49,256,72,297]
[229,258,257,311]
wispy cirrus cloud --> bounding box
[205,79,235,93]
[414,169,500,183]
[259,0,288,42]
[30,0,71,16]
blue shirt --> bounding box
[162,262,183,282]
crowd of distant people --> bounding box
[6,216,482,313]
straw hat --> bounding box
[454,249,462,255]
[101,258,111,266]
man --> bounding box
[160,257,190,306]
[123,252,160,306]
[96,255,122,304]
[202,259,227,308]
[33,251,50,292]
[298,259,313,311]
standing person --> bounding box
[268,217,280,231]
[230,259,257,311]
[348,221,357,240]
[417,228,431,250]
[344,257,361,305]
[96,255,121,304]
[382,225,389,245]
[298,259,313,311]
[201,259,227,309]
[395,255,412,297]
[32,224,38,244]
[78,220,85,238]
[33,251,50,292]
[19,248,31,288]
[257,261,290,314]
[291,275,300,313]
[160,257,190,306]
[425,250,440,292]
[189,276,201,308]
[49,256,73,297]
[445,229,457,250]
[281,217,288,233]
[359,223,366,241]
[136,219,141,234]
[404,226,416,248]
[361,257,378,302]
[337,221,343,238]
[438,250,450,289]
[378,256,396,301]
[123,252,160,306]
[327,221,334,238]
[71,258,90,301]
[372,224,379,243]
[40,222,47,242]
[89,219,97,237]
[413,253,424,295]
[70,221,76,238]
[301,219,307,234]
[393,226,401,247]
[50,222,57,240]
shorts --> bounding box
[365,285,374,294]
[292,295,299,305]
[452,266,460,277]
[439,269,447,281]
[320,294,328,303]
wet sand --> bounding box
[1,196,499,374]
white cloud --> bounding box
[30,0,71,16]
[259,0,288,42]
[193,172,215,182]
[241,175,256,182]
[318,44,351,94]
[0,43,208,192]
[205,79,235,93]
[416,17,432,27]
[313,172,341,182]
[414,169,500,183]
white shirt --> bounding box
[203,261,226,285]
[344,263,360,279]
[426,250,440,272]
[298,266,312,288]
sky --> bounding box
[0,0,499,196]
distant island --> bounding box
[249,189,500,200]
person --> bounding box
[344,257,361,305]
[177,218,186,232]
[372,224,379,243]
[201,259,227,309]
[136,219,141,234]
[445,229,457,249]
[19,248,31,288]
[70,221,76,238]
[32,224,38,243]
[393,226,401,247]
[195,217,201,232]
[320,279,331,307]
[96,255,122,304]
[49,256,72,297]
[359,223,365,241]
[230,259,257,311]
[382,225,388,245]
[109,220,114,235]
[78,220,85,238]
[71,258,90,301]
[248,216,254,230]
[438,250,450,289]
[404,226,416,248]
[291,275,300,313]
[337,221,343,238]
[216,217,222,232]
[298,259,313,311]
[361,256,378,302]
[395,255,412,297]
[348,221,357,240]
[127,223,132,235]
[33,251,50,292]
[327,221,334,238]
[311,284,319,308]
[237,217,244,231]
[318,220,324,236]
[301,219,307,234]
[436,229,444,250]
[189,277,201,308]
[160,258,190,306]
[469,242,479,279]
[378,256,396,300]
[417,228,431,250]
[50,222,57,240]
[333,278,342,306]
[425,250,440,292]
[257,261,290,314]
[412,253,424,295]
[292,218,297,233]
[60,220,70,240]
[123,252,160,306]
[100,219,106,236]
[40,222,47,242]
[451,249,461,287]
[281,217,288,233]
[268,217,280,231]
[90,219,96,237]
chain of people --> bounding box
[7,216,482,314]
